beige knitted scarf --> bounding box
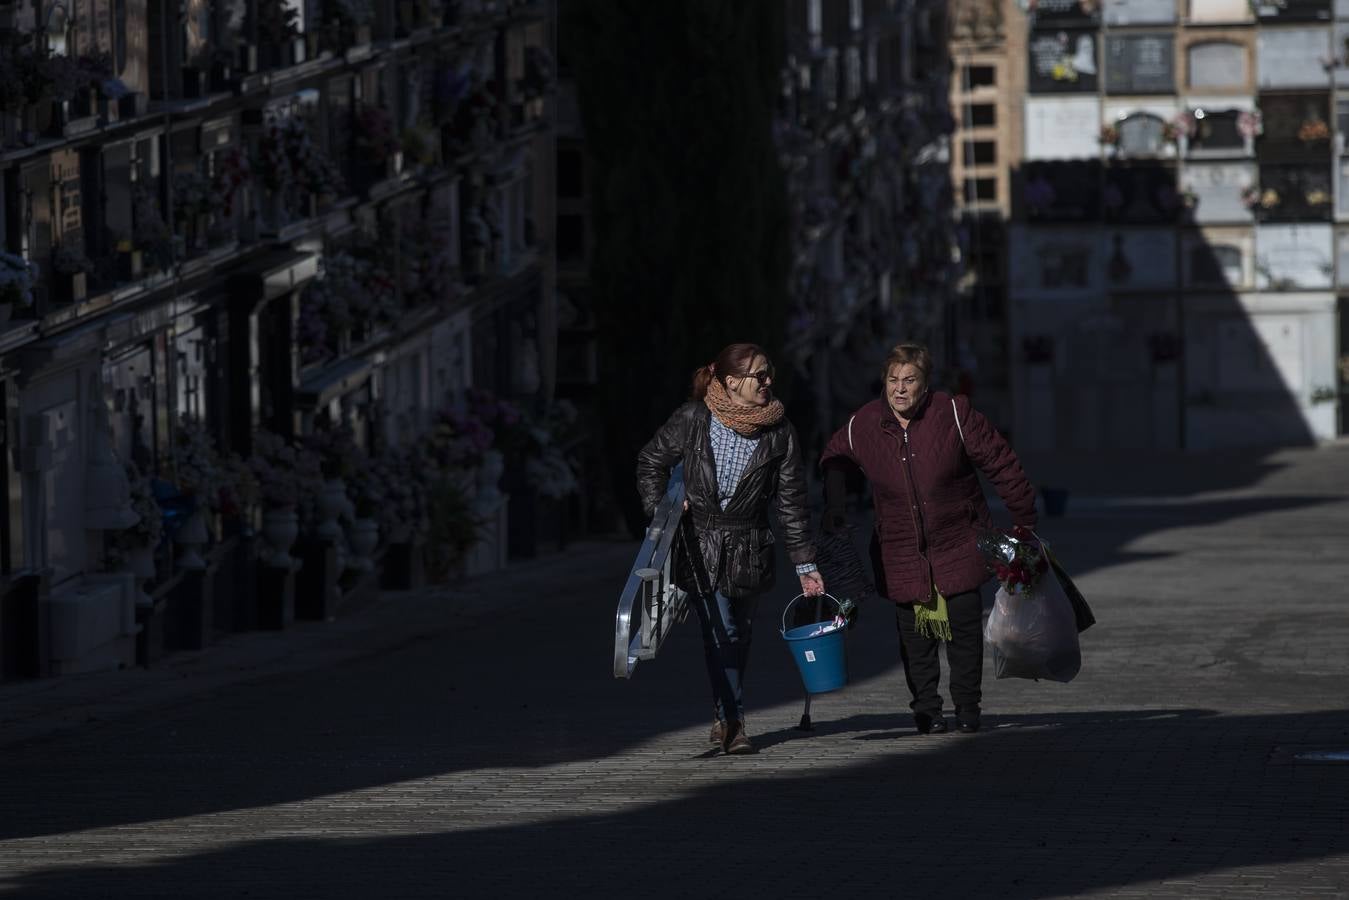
[703,376,785,437]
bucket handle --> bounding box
[781,592,844,636]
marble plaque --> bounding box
[1257,28,1332,88]
[1188,0,1250,21]
[1101,229,1178,289]
[1217,315,1305,393]
[1104,0,1176,25]
[1255,223,1334,288]
[1187,41,1247,89]
[1024,96,1102,159]
[1028,29,1099,93]
[1105,34,1175,94]
[1181,161,1255,222]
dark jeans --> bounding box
[894,589,983,717]
[692,589,758,723]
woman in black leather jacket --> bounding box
[636,342,824,755]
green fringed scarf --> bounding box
[913,585,952,641]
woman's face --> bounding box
[726,354,774,408]
[885,362,927,420]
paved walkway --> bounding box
[1,444,1348,898]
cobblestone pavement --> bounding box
[1,445,1348,898]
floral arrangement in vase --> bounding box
[103,460,165,571]
[355,105,401,164]
[211,146,253,217]
[1298,118,1330,143]
[170,416,229,509]
[1098,124,1119,147]
[1237,109,1263,139]
[1162,110,1196,144]
[52,243,94,275]
[248,429,323,512]
[0,251,37,307]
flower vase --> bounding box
[175,508,209,570]
[261,507,299,568]
[345,518,379,573]
[316,479,348,541]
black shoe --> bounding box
[915,713,948,735]
[955,706,981,733]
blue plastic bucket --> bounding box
[781,594,849,694]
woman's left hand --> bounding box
[799,571,825,597]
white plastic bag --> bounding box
[984,563,1081,683]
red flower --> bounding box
[1012,525,1033,541]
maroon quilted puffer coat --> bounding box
[820,392,1037,605]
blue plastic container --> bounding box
[781,594,849,694]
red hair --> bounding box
[690,343,769,400]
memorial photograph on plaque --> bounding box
[1186,40,1249,90]
[1021,159,1102,221]
[1028,29,1099,94]
[1104,162,1183,223]
[1105,34,1175,94]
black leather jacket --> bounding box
[636,401,816,598]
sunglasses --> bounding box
[737,366,775,385]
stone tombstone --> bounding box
[1103,0,1176,25]
[1252,0,1331,21]
[1104,163,1182,223]
[1335,227,1349,287]
[1188,0,1250,22]
[1187,241,1245,286]
[1187,41,1247,90]
[1117,112,1167,156]
[1009,226,1102,294]
[1022,160,1101,221]
[1105,33,1175,94]
[1257,28,1331,88]
[1182,161,1255,222]
[1216,316,1305,394]
[1024,96,1102,159]
[1338,159,1349,218]
[1102,228,1177,289]
[1031,0,1101,26]
[1028,29,1099,93]
[1256,223,1333,288]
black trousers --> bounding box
[894,589,983,717]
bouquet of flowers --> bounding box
[977,525,1049,593]
[978,526,1081,683]
[170,416,228,508]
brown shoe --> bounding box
[723,719,755,755]
[709,720,725,745]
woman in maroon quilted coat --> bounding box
[821,343,1037,735]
